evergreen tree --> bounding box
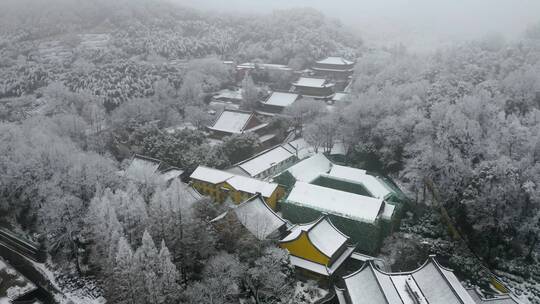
[241,74,259,110]
[85,190,124,275]
[114,184,149,246]
[158,240,181,303]
[109,237,137,304]
[133,230,160,304]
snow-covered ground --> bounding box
[29,260,105,304]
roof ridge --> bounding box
[235,194,286,224]
[240,112,255,131]
[210,109,226,127]
[279,216,324,245]
[306,215,326,233]
[368,262,391,304]
[323,216,350,240]
[233,144,292,167]
[132,153,162,165]
[408,274,430,304]
[371,258,432,276]
[304,226,332,260]
[429,256,466,304]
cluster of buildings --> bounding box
[188,136,404,271]
[203,56,355,149]
[124,56,523,304]
[198,181,520,304]
[182,137,522,303]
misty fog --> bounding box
[178,0,540,51]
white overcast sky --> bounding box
[175,0,540,51]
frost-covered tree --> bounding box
[243,247,295,304]
[283,99,326,133]
[109,237,138,304]
[113,184,149,246]
[303,113,340,154]
[157,240,181,303]
[85,190,124,275]
[183,253,244,304]
[221,133,260,164]
[241,74,260,110]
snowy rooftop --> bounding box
[125,155,161,178]
[328,165,393,199]
[262,92,299,107]
[285,182,384,223]
[289,255,330,276]
[190,166,234,184]
[190,166,279,197]
[226,175,279,198]
[209,110,253,133]
[286,153,332,183]
[237,62,292,71]
[283,138,345,158]
[341,257,476,304]
[281,217,349,258]
[332,92,349,102]
[233,195,286,239]
[293,77,329,88]
[125,155,184,183]
[380,203,395,220]
[160,168,184,181]
[213,88,243,101]
[282,138,316,159]
[258,133,275,143]
[316,57,354,66]
[237,146,295,177]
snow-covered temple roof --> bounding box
[208,110,267,134]
[209,110,253,133]
[236,146,295,177]
[281,217,348,257]
[285,182,384,223]
[328,165,393,199]
[286,153,333,183]
[190,166,279,197]
[316,57,354,66]
[332,92,349,102]
[125,155,161,177]
[190,166,234,184]
[339,256,477,304]
[293,77,331,88]
[125,154,183,183]
[237,62,292,71]
[226,175,279,198]
[262,92,300,107]
[233,194,287,240]
[213,88,243,101]
[282,138,316,159]
[280,216,356,276]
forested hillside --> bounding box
[1,0,540,303]
[338,33,540,300]
[0,0,360,107]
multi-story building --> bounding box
[312,56,355,80]
[291,77,335,99]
